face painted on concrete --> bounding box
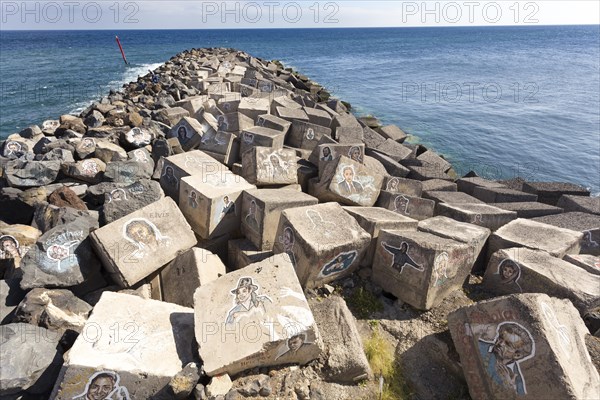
[235,286,252,304]
[288,335,304,352]
[87,376,114,400]
[492,327,531,364]
[343,167,354,183]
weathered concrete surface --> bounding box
[381,175,423,197]
[436,203,518,231]
[227,238,274,271]
[448,293,600,400]
[241,146,298,186]
[239,126,286,157]
[309,296,372,383]
[0,278,27,324]
[456,177,505,196]
[194,254,323,376]
[102,179,164,224]
[483,247,600,314]
[316,155,383,207]
[488,218,583,259]
[159,150,227,202]
[179,170,255,239]
[377,191,435,221]
[472,186,538,203]
[563,253,599,275]
[418,216,491,272]
[522,181,590,206]
[90,196,196,287]
[52,292,197,399]
[491,202,563,219]
[241,189,318,251]
[557,194,600,215]
[423,190,484,205]
[343,206,418,267]
[169,116,204,151]
[531,212,600,256]
[1,323,63,396]
[273,203,371,288]
[160,247,227,308]
[372,230,474,310]
[422,178,457,192]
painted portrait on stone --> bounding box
[318,250,358,278]
[0,235,21,259]
[162,165,179,189]
[466,321,535,396]
[225,277,273,325]
[71,370,130,400]
[245,200,261,233]
[122,218,171,259]
[278,226,297,266]
[496,259,523,292]
[381,241,424,273]
[432,251,451,287]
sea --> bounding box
[1,26,599,193]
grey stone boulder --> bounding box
[13,288,92,344]
[60,158,106,184]
[0,323,63,396]
[103,160,153,184]
[93,141,128,163]
[3,160,60,188]
[309,295,373,383]
[102,179,164,224]
[84,110,105,128]
[0,279,27,324]
[20,219,102,290]
[32,203,99,233]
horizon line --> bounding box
[2,23,599,32]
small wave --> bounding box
[67,62,163,115]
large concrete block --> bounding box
[456,177,506,196]
[483,247,600,314]
[563,254,599,276]
[304,107,332,127]
[472,186,538,203]
[422,178,457,192]
[288,120,332,151]
[241,189,318,251]
[90,197,197,287]
[238,97,271,123]
[161,248,226,308]
[488,218,583,259]
[377,124,407,142]
[448,293,600,400]
[52,292,197,399]
[197,129,236,165]
[377,191,435,221]
[490,201,563,219]
[364,149,410,177]
[418,216,491,272]
[168,116,204,151]
[275,107,308,123]
[194,254,323,376]
[273,203,371,288]
[382,176,422,197]
[255,114,292,134]
[436,203,518,231]
[239,126,285,157]
[531,212,600,256]
[343,206,418,267]
[557,194,600,215]
[315,143,365,178]
[241,147,298,186]
[372,230,474,310]
[179,170,255,239]
[522,181,590,206]
[424,190,484,206]
[316,155,383,207]
[159,150,227,202]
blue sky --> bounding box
[1,1,598,30]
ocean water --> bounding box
[1,26,599,193]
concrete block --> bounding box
[53,292,197,399]
[241,147,298,186]
[288,120,332,151]
[422,179,458,192]
[372,230,474,310]
[377,124,407,142]
[473,186,538,203]
[522,181,590,206]
[161,248,226,308]
[239,126,286,158]
[227,238,273,271]
[488,218,583,259]
[483,247,599,314]
[382,176,423,197]
[343,206,418,267]
[448,293,600,400]
[492,202,563,219]
[563,254,599,275]
[531,212,600,256]
[273,203,371,288]
[168,117,204,151]
[241,189,318,251]
[557,194,600,215]
[179,170,255,239]
[377,191,435,221]
[457,177,505,196]
[256,114,292,134]
[436,203,518,231]
[194,254,323,376]
[90,197,197,287]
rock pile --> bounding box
[1,47,599,399]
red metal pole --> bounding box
[115,36,129,65]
